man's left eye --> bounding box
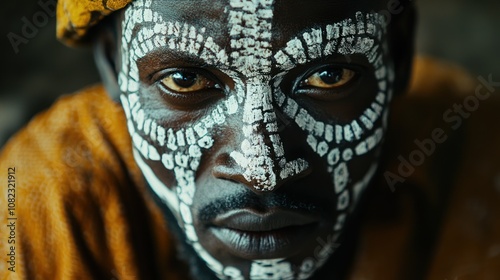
[161,71,219,93]
[300,67,356,89]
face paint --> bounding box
[119,1,233,277]
[226,0,310,192]
[270,14,391,277]
[117,0,393,279]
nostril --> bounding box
[212,153,250,184]
[212,165,246,184]
[212,152,279,192]
[212,150,313,194]
[214,152,234,168]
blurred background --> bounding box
[0,0,499,147]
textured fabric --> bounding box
[0,86,188,279]
[1,57,499,279]
[56,0,133,45]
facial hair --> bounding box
[145,181,367,280]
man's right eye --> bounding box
[160,70,221,93]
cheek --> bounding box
[272,61,393,219]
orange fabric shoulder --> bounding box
[0,85,186,280]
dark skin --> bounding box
[95,0,415,278]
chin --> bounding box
[144,171,364,280]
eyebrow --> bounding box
[274,12,386,72]
[126,21,232,69]
[124,11,387,77]
[135,46,227,83]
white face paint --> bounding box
[226,0,309,192]
[118,0,393,279]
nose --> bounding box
[213,82,311,192]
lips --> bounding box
[209,209,320,259]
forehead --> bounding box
[124,0,388,48]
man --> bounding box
[1,0,499,279]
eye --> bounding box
[160,70,219,93]
[300,67,356,89]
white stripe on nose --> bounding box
[227,0,308,191]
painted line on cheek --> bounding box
[333,162,349,194]
[122,93,161,162]
[355,127,383,156]
[191,242,226,278]
[132,148,180,214]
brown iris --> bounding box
[301,67,356,89]
[161,71,216,92]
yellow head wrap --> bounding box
[56,0,133,46]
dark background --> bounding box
[1,0,499,147]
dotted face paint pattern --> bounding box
[225,0,309,192]
[118,0,393,279]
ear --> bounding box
[93,16,122,102]
[389,3,417,96]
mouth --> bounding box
[210,209,320,259]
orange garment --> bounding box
[1,57,499,279]
[56,0,132,46]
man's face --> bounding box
[117,0,396,278]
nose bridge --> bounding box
[228,77,309,192]
[244,80,281,140]
[239,78,283,191]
